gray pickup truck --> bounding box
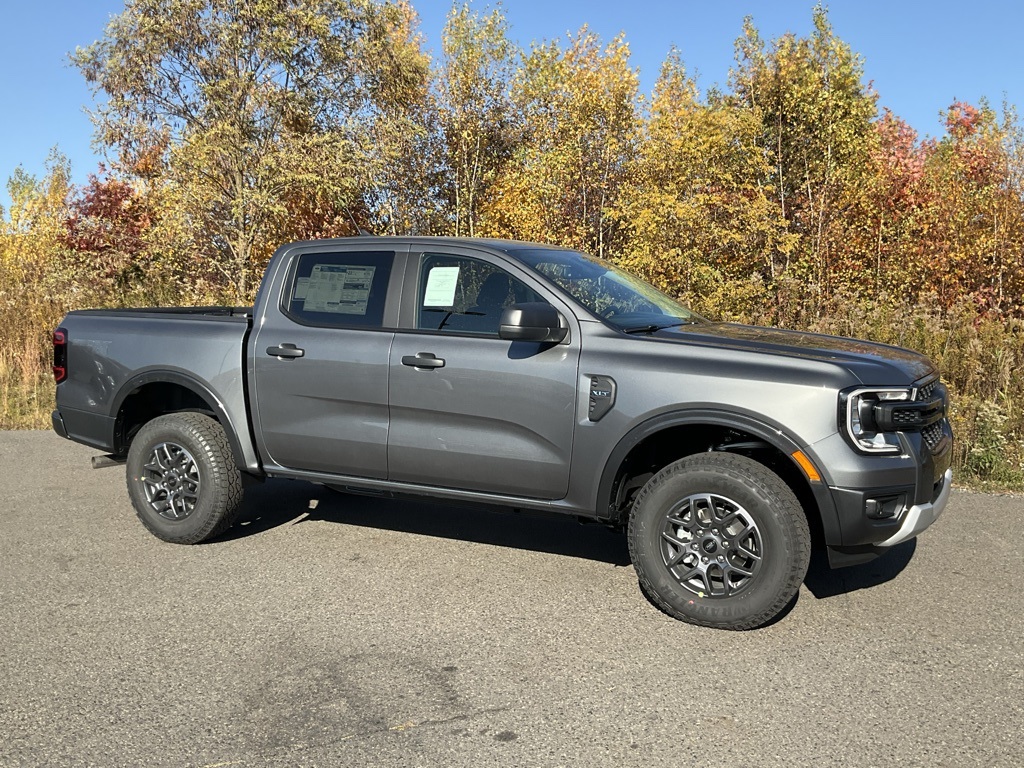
[52,236,952,629]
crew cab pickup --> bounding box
[52,237,953,629]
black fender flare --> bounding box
[110,370,253,472]
[596,407,840,545]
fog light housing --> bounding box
[865,494,907,520]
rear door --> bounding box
[387,247,580,499]
[252,244,404,477]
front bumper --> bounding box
[875,468,952,548]
[811,415,953,567]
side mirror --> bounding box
[498,303,568,343]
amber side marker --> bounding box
[791,450,822,482]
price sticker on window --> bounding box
[423,266,460,307]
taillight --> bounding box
[53,328,67,384]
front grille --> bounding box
[892,409,920,426]
[922,421,944,450]
[915,375,948,451]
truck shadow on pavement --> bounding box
[222,478,918,598]
[223,478,633,565]
[803,539,916,599]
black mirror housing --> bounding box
[498,303,568,343]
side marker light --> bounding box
[791,450,822,483]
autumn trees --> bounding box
[481,29,638,257]
[71,0,429,299]
[613,50,793,318]
[55,0,1021,318]
[4,1,1020,316]
[435,4,518,238]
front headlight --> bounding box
[840,387,912,454]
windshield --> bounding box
[509,248,704,332]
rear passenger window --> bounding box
[284,251,394,328]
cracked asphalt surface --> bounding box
[1,431,1022,767]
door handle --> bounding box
[266,343,305,359]
[402,352,445,369]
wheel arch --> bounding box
[597,408,840,546]
[111,371,252,473]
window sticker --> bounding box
[423,266,460,307]
[303,264,376,315]
[294,277,310,300]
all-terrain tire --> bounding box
[126,412,243,544]
[628,452,810,630]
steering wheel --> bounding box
[601,304,626,318]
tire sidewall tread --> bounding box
[628,452,810,630]
[126,412,243,544]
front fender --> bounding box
[596,407,841,545]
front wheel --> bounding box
[628,453,810,630]
[126,412,243,544]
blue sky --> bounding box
[2,1,1021,211]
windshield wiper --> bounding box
[622,322,689,335]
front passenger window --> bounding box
[417,254,546,335]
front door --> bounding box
[387,250,580,499]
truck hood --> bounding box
[654,322,935,384]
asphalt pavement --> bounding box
[1,431,1021,768]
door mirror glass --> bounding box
[498,303,568,343]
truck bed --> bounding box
[70,306,252,319]
[52,307,257,468]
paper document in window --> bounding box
[423,266,460,307]
[303,265,376,315]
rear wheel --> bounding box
[628,452,810,630]
[126,412,243,544]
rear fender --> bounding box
[111,370,259,473]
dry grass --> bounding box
[0,286,64,429]
[0,342,54,430]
